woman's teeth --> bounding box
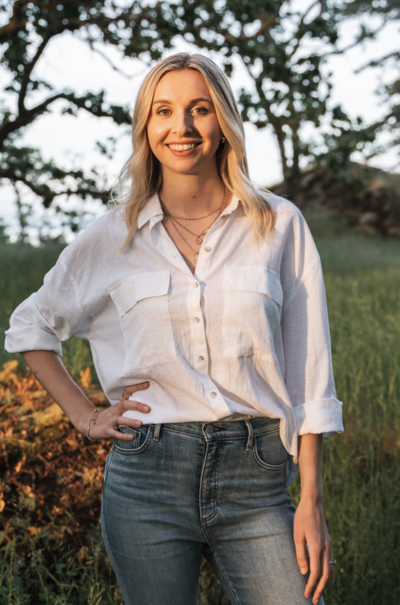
[168,143,200,151]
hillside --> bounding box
[269,162,400,237]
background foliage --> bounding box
[0,0,399,238]
[1,210,400,604]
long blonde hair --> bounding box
[114,52,274,249]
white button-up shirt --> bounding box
[4,191,343,482]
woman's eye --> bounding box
[156,107,208,116]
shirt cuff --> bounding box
[293,398,344,438]
[4,326,63,357]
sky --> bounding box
[0,3,399,243]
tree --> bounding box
[2,0,397,235]
[340,0,400,171]
[176,0,343,197]
[177,0,398,196]
[0,0,180,235]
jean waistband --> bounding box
[147,417,281,450]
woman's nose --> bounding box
[171,110,193,135]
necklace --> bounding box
[161,186,227,264]
[168,215,213,245]
[161,186,227,221]
[169,219,201,263]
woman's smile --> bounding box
[166,141,202,156]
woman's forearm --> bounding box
[21,350,96,436]
[298,433,323,503]
[21,350,152,442]
[295,433,332,604]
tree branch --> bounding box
[354,49,400,73]
[86,39,146,79]
[0,0,28,40]
[18,35,54,113]
[0,168,51,201]
[0,168,110,206]
[319,16,390,59]
[0,91,128,148]
[290,0,322,58]
[0,93,67,147]
[250,68,288,174]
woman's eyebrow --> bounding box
[152,97,212,105]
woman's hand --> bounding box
[294,498,333,604]
[80,382,151,441]
[19,351,152,442]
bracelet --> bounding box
[87,408,100,441]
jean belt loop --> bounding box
[245,420,254,451]
[153,423,162,442]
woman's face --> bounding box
[146,69,223,178]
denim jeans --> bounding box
[100,417,324,605]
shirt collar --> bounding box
[221,193,240,216]
[137,190,240,230]
[137,192,163,230]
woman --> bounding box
[5,52,343,605]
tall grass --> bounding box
[1,210,400,603]
[0,532,228,605]
[290,210,400,604]
[0,530,123,604]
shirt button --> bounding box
[210,391,217,398]
[206,425,215,434]
[204,246,211,252]
[198,356,204,361]
[194,317,200,324]
[194,282,199,288]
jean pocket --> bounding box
[103,445,115,484]
[114,424,153,455]
[253,426,288,471]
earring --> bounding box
[221,136,226,143]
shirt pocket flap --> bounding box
[224,266,283,306]
[108,271,171,317]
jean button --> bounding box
[206,425,215,434]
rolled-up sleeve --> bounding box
[280,212,344,438]
[4,253,90,356]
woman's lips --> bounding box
[166,142,202,157]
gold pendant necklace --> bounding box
[162,186,227,264]
[161,186,227,221]
[168,216,213,245]
[169,220,200,263]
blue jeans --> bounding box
[101,417,323,605]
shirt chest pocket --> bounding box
[108,271,176,375]
[223,266,283,360]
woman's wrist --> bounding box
[76,403,99,437]
[298,433,324,505]
[299,490,324,506]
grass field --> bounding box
[1,208,400,604]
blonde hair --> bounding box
[113,52,274,249]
